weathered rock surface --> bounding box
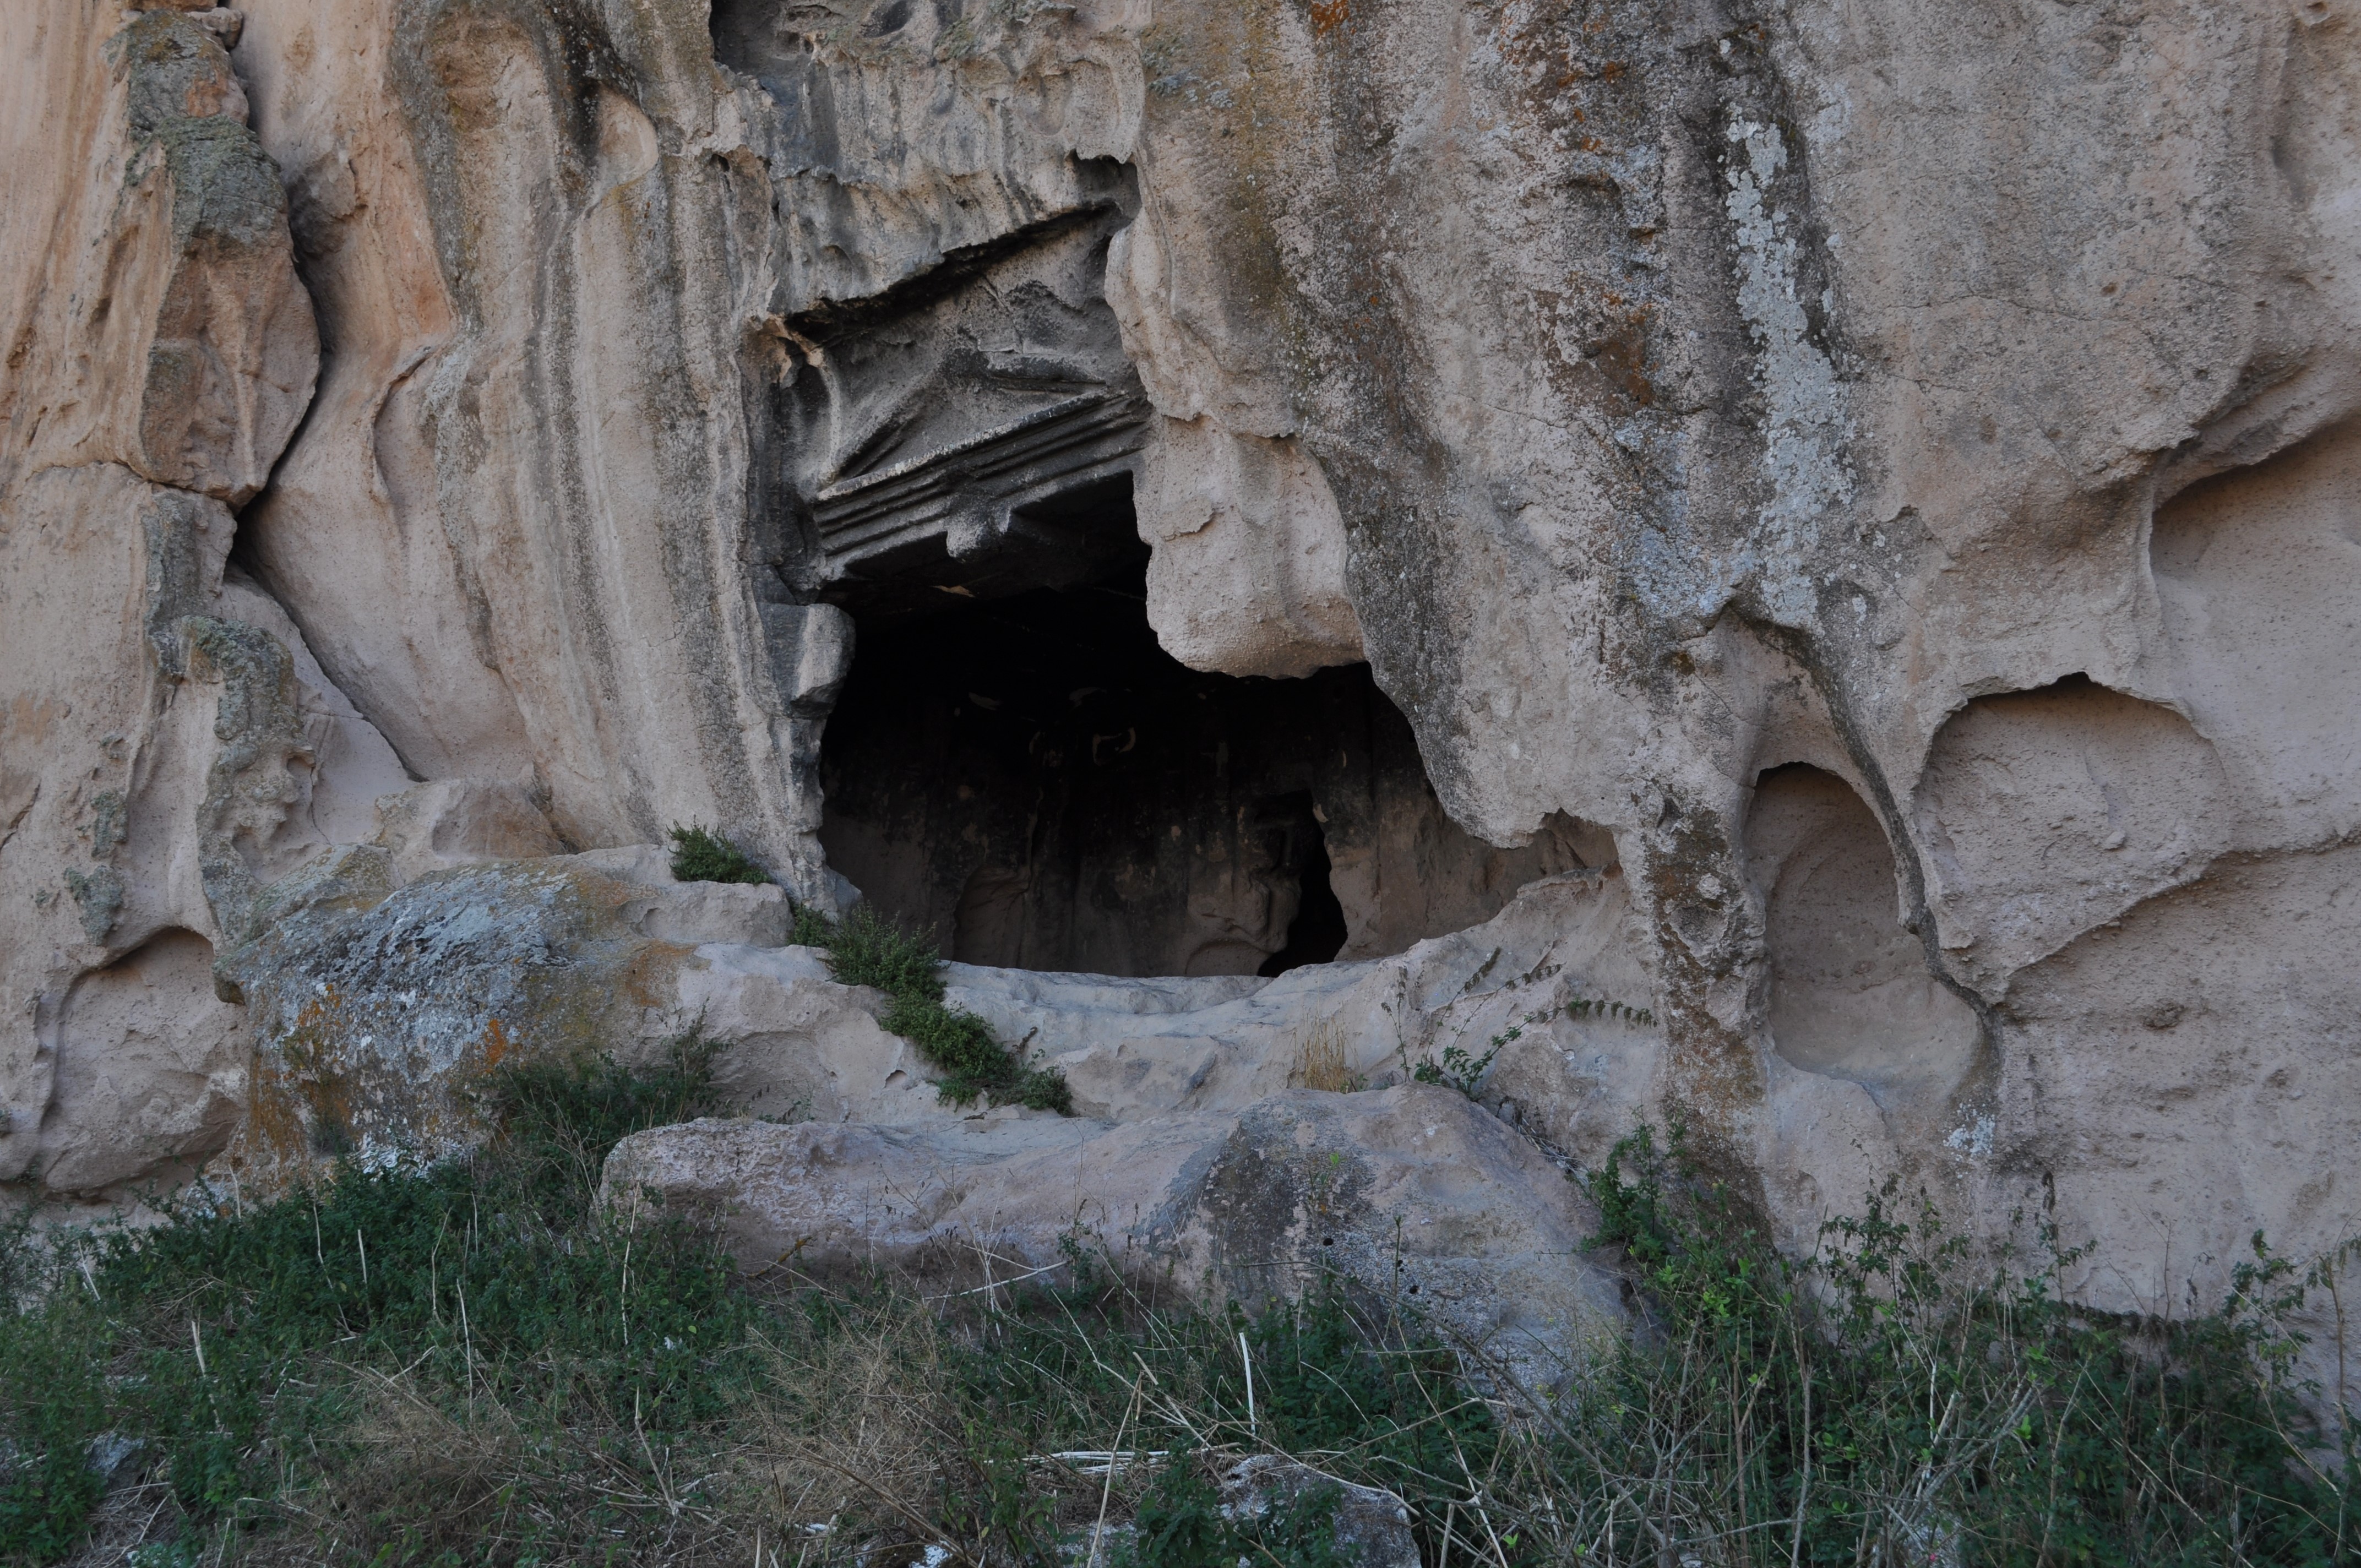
[0,2,345,1190]
[1219,1457,1419,1568]
[204,856,1655,1194]
[205,841,814,1194]
[3,0,2358,1371]
[605,1084,1624,1382]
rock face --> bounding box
[4,0,2360,1357]
[604,1083,1624,1385]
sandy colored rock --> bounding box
[2,0,2358,1353]
[371,780,567,888]
[3,9,315,506]
[0,1,363,1192]
[605,1084,1624,1384]
[32,930,248,1196]
[673,943,960,1126]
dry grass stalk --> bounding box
[1288,1019,1353,1093]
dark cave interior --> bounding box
[815,487,1603,978]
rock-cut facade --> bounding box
[3,0,2359,1370]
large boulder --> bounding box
[216,847,802,1194]
[605,1084,1624,1386]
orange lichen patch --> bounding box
[228,978,366,1192]
[225,1063,313,1193]
[280,982,346,1072]
[481,1014,512,1068]
[1529,287,1659,413]
[1309,0,1348,32]
[1588,328,1655,407]
[621,940,693,1009]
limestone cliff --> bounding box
[4,0,2359,1344]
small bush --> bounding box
[1412,1027,1511,1096]
[820,905,947,997]
[1113,1445,1351,1568]
[665,821,771,885]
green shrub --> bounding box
[1112,1446,1236,1568]
[665,821,771,885]
[1412,1027,1511,1096]
[821,905,946,998]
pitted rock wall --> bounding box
[2,0,2358,1344]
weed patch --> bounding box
[2,1101,2354,1567]
[798,906,1071,1113]
[1560,1124,2359,1564]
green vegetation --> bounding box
[1112,1449,1353,1568]
[1564,1124,2359,1565]
[2,1061,2353,1566]
[1417,998,1658,1098]
[0,1033,749,1566]
[1413,1029,1512,1097]
[660,827,1060,1112]
[799,906,1071,1114]
[665,823,772,886]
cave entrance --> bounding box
[815,485,1598,977]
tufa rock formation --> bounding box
[3,0,2359,1352]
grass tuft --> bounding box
[665,823,771,885]
[798,906,1072,1114]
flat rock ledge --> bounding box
[602,1084,1626,1389]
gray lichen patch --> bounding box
[182,613,312,946]
[220,857,694,1195]
[63,865,127,945]
[109,12,289,249]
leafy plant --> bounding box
[665,821,771,885]
[1414,1027,1513,1097]
[819,904,947,997]
[1416,996,1655,1097]
[1113,1446,1353,1568]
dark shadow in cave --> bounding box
[1257,794,1348,976]
[815,486,1602,977]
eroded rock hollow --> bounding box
[5,0,2360,1373]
